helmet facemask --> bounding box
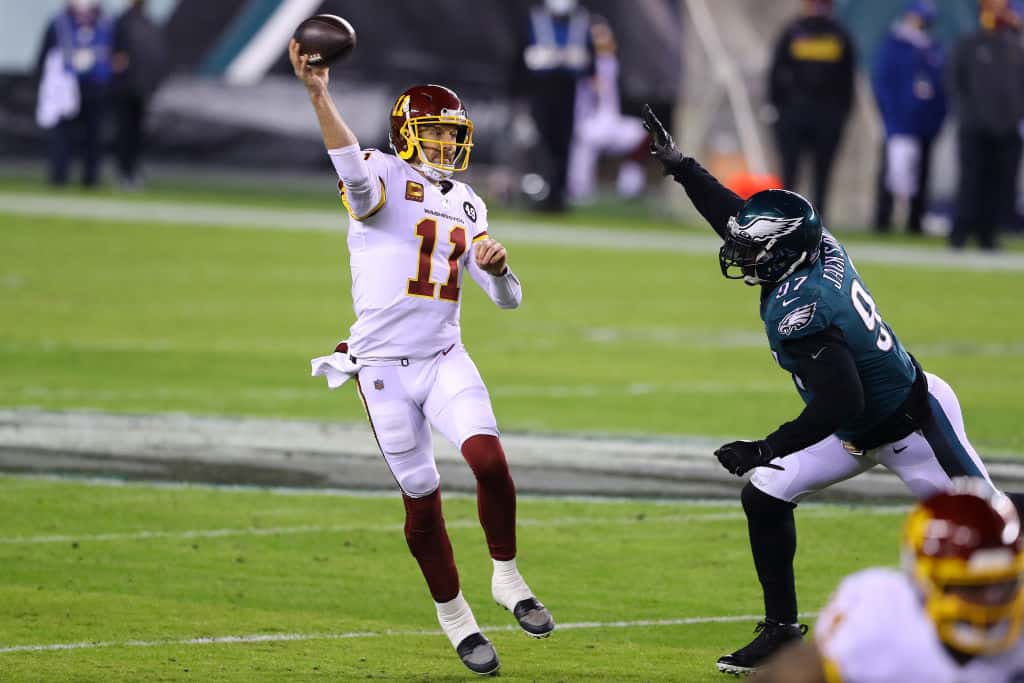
[397,114,473,181]
[904,547,1024,656]
[719,216,812,286]
[389,85,475,183]
[903,484,1024,656]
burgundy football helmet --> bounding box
[903,479,1024,655]
[388,84,473,180]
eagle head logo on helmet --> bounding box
[731,215,805,244]
[389,84,474,183]
[719,189,824,286]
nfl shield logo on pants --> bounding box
[373,379,384,391]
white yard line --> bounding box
[4,192,1023,271]
[0,612,819,654]
[4,471,919,508]
[0,507,903,545]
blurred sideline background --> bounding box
[0,0,990,230]
[3,7,1024,680]
[3,0,1023,489]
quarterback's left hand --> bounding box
[714,440,783,477]
[475,238,508,276]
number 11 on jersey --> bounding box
[407,218,467,302]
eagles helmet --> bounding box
[389,84,473,182]
[902,479,1024,656]
[719,189,823,286]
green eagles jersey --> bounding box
[761,230,917,443]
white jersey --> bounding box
[338,150,519,359]
[815,568,1024,683]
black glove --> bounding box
[714,440,784,477]
[641,104,685,171]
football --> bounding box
[292,14,356,67]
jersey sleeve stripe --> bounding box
[822,656,844,683]
[472,231,489,243]
[339,177,387,221]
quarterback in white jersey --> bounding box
[343,147,516,359]
[753,481,1024,683]
[290,40,553,677]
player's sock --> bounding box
[403,489,459,603]
[435,590,482,649]
[437,593,500,675]
[741,482,799,624]
[461,434,516,560]
[491,557,533,609]
[491,557,555,637]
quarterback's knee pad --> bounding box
[397,464,440,499]
[461,434,511,485]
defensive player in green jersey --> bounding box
[641,105,1001,676]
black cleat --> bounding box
[511,597,555,638]
[716,620,807,675]
[456,632,500,676]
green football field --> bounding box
[0,476,904,682]
[2,183,1023,451]
[1,178,1023,680]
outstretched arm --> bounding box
[290,39,383,219]
[290,39,356,149]
[641,105,744,240]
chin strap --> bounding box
[747,251,808,286]
[774,252,808,283]
[413,161,454,183]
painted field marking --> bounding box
[0,506,904,545]
[0,612,819,654]
[3,192,1023,272]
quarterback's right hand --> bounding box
[289,38,329,93]
[641,104,685,171]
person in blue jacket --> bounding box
[515,0,594,213]
[871,0,947,235]
[35,0,115,188]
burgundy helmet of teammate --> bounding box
[903,478,1024,655]
[388,84,473,180]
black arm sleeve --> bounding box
[763,327,866,458]
[665,156,744,240]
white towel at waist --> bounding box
[310,352,361,389]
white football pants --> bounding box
[353,344,499,499]
[751,372,994,503]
